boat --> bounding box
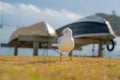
[56,15,116,56]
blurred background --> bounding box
[0,0,120,57]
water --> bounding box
[0,27,120,58]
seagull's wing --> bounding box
[58,37,62,44]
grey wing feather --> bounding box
[58,37,62,44]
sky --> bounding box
[0,0,120,56]
[0,0,120,28]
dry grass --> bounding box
[0,56,120,80]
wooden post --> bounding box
[14,46,18,56]
[98,39,103,57]
[33,41,39,56]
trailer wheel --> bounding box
[106,39,115,51]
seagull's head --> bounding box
[60,28,73,36]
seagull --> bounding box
[58,28,75,61]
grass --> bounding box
[0,56,120,80]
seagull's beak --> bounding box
[59,32,64,35]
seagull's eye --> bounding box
[65,31,67,33]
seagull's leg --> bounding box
[69,51,72,61]
[60,53,62,61]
